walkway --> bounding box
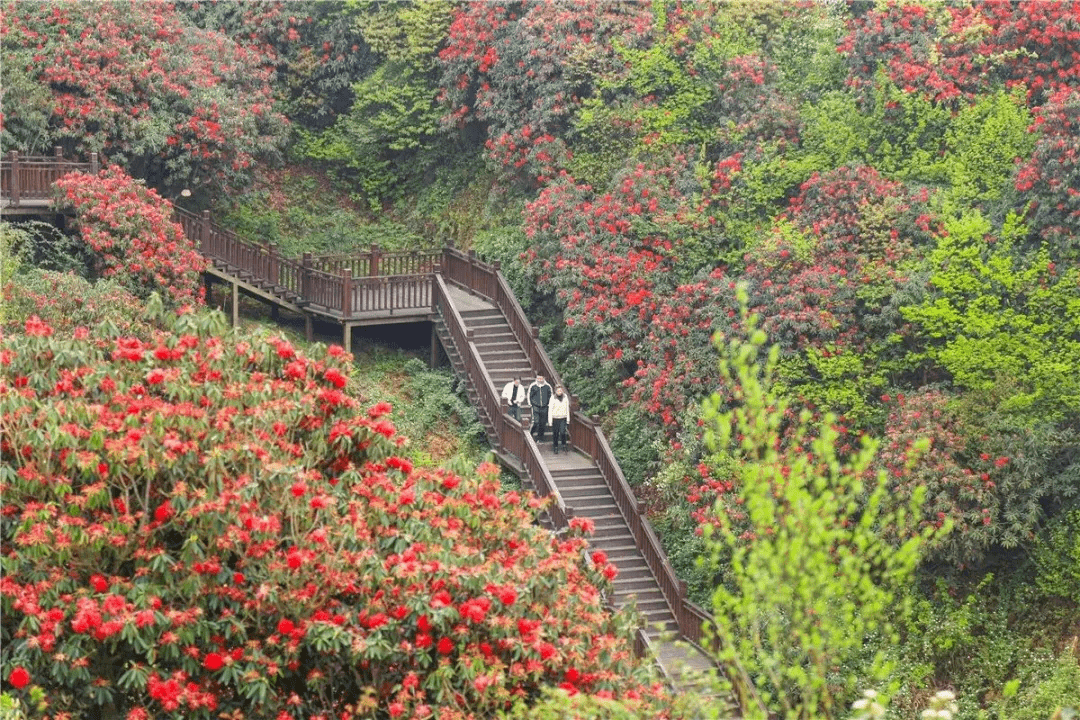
[434,285,717,685]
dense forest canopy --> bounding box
[2,1,1078,718]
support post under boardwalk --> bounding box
[204,274,213,305]
[343,323,352,355]
[231,281,239,327]
[430,323,439,368]
[305,315,313,342]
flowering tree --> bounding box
[0,0,288,197]
[1013,87,1080,257]
[437,0,652,184]
[0,312,667,719]
[53,167,205,307]
[840,1,1080,108]
[178,1,376,130]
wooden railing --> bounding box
[313,247,440,278]
[441,249,712,648]
[2,152,436,320]
[1,149,98,206]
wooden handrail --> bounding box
[440,244,710,644]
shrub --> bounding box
[700,290,940,720]
[1,269,153,338]
[0,310,666,718]
[1032,510,1080,605]
[53,166,205,307]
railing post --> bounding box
[467,249,476,291]
[268,244,279,285]
[200,210,211,255]
[431,268,440,314]
[342,269,353,319]
[302,252,313,303]
[9,151,20,206]
[53,146,63,185]
[531,326,540,371]
[90,152,99,175]
[369,243,380,277]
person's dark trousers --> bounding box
[531,406,548,441]
[509,404,520,422]
[552,418,568,453]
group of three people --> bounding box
[500,375,571,454]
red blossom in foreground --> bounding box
[0,315,669,718]
[8,666,30,689]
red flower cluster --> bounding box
[53,166,206,306]
[0,316,669,718]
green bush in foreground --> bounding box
[701,288,943,720]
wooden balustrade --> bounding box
[1,148,98,206]
[443,245,710,646]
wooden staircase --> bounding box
[434,284,695,643]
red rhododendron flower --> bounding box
[154,501,172,523]
[437,637,454,655]
[90,574,108,593]
[8,667,30,689]
[203,652,224,671]
[277,619,294,635]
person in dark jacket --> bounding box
[527,374,552,441]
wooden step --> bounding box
[469,324,515,337]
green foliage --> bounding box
[500,683,700,719]
[892,575,1079,720]
[471,225,533,301]
[941,89,1035,208]
[1,220,90,277]
[797,79,952,186]
[303,0,452,209]
[220,169,426,257]
[2,269,153,338]
[901,210,1080,421]
[1032,510,1080,604]
[797,91,875,170]
[396,357,485,449]
[608,406,663,489]
[701,293,939,720]
[994,652,1080,720]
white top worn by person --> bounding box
[548,391,570,426]
[501,378,528,408]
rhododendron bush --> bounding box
[0,0,288,197]
[437,0,652,184]
[53,166,205,308]
[0,313,666,719]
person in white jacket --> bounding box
[548,385,570,454]
[501,377,528,422]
